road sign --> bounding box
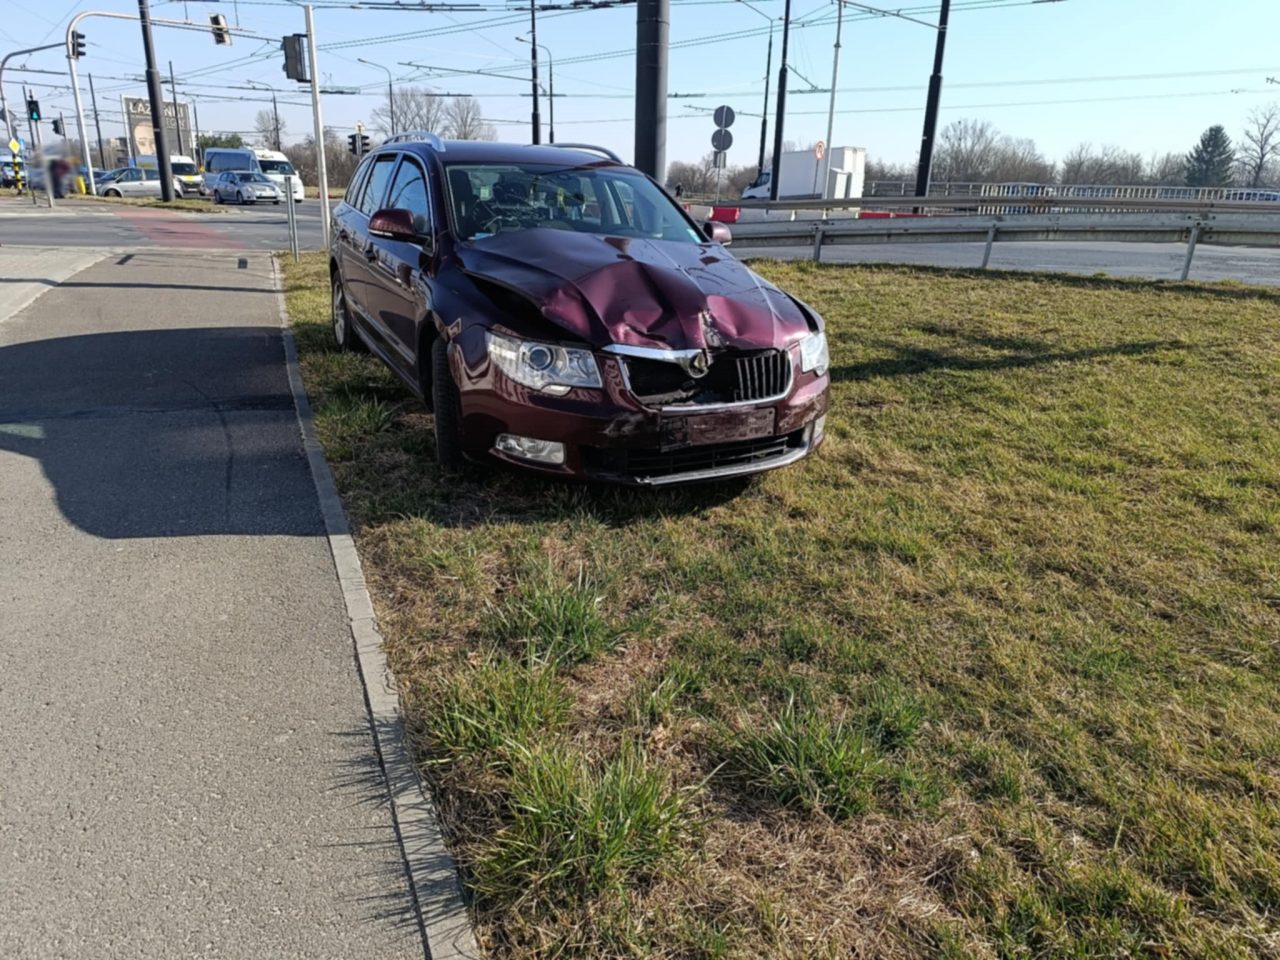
[711,128,733,152]
[712,150,727,169]
[8,139,19,155]
[713,105,735,129]
[815,140,826,161]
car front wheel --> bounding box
[236,191,245,204]
[431,338,464,470]
[213,190,222,204]
[331,273,365,353]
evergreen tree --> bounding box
[1185,125,1235,187]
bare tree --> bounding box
[253,109,284,151]
[988,136,1055,183]
[1059,143,1144,185]
[1142,151,1185,185]
[933,119,1001,182]
[444,97,495,141]
[371,86,446,139]
[1237,103,1280,188]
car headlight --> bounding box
[487,332,602,395]
[799,331,829,377]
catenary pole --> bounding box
[89,73,108,171]
[168,60,185,154]
[634,0,669,178]
[137,0,175,201]
[914,0,950,197]
[821,0,843,198]
[768,0,792,201]
[757,24,772,177]
[528,0,541,143]
[305,4,330,246]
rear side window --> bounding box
[345,155,374,205]
[357,154,398,217]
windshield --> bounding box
[257,159,296,176]
[444,162,700,243]
[235,172,272,183]
[171,162,198,175]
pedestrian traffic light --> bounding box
[360,133,370,154]
[70,31,86,59]
[282,34,308,83]
[52,118,64,136]
[210,14,231,46]
[27,98,40,121]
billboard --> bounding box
[122,96,194,158]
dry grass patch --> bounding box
[282,252,1280,959]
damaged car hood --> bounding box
[456,229,812,351]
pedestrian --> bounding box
[674,182,684,198]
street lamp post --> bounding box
[516,36,553,143]
[245,80,280,150]
[358,58,395,135]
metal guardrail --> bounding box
[865,180,1280,202]
[727,209,1280,281]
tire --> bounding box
[104,188,121,198]
[331,272,366,353]
[213,190,222,204]
[431,338,464,471]
[236,191,244,205]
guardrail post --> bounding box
[1180,221,1201,282]
[981,223,997,269]
[812,225,825,263]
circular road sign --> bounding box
[815,140,826,161]
[711,128,734,152]
[713,105,736,129]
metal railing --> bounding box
[865,180,1280,202]
[725,204,1280,281]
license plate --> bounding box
[660,408,776,450]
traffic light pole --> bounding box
[24,87,52,208]
[1,42,65,146]
[136,0,176,202]
[304,5,331,246]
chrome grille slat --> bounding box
[622,348,791,407]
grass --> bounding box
[281,251,1280,959]
[77,194,225,213]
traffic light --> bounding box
[210,14,231,46]
[70,31,86,59]
[52,118,64,136]
[360,133,370,154]
[27,98,40,121]
[348,133,361,156]
[282,34,308,83]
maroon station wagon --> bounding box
[328,134,830,485]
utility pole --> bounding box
[634,0,669,179]
[168,60,185,155]
[821,0,843,197]
[914,0,950,198]
[304,4,331,246]
[358,59,394,135]
[137,0,175,201]
[191,99,201,158]
[88,73,108,170]
[757,25,772,177]
[528,0,541,144]
[768,0,793,201]
[271,90,280,149]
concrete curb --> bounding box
[271,255,481,960]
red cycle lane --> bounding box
[110,207,247,249]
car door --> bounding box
[340,152,398,339]
[115,168,143,195]
[363,155,433,381]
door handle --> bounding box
[338,228,350,242]
[363,243,378,262]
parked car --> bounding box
[329,137,830,485]
[209,171,281,205]
[135,154,202,196]
[94,167,128,185]
[200,147,260,195]
[98,167,181,198]
[254,149,305,202]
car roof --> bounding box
[383,138,626,169]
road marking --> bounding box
[270,255,480,960]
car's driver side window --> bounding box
[386,158,431,233]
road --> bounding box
[3,196,1279,284]
[0,244,427,959]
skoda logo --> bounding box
[684,350,711,379]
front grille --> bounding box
[583,429,806,481]
[623,349,791,406]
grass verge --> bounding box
[281,251,1280,959]
[76,194,225,213]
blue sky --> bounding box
[4,0,1278,172]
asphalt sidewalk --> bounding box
[0,248,426,959]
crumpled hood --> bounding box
[456,228,811,350]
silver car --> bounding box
[210,171,282,205]
[98,167,182,199]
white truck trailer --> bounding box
[741,146,866,201]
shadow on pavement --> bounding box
[0,325,325,539]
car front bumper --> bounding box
[453,334,829,485]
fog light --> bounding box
[495,434,566,465]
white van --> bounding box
[253,149,305,203]
[136,154,201,196]
[201,147,260,196]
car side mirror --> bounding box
[369,207,424,243]
[704,220,732,245]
